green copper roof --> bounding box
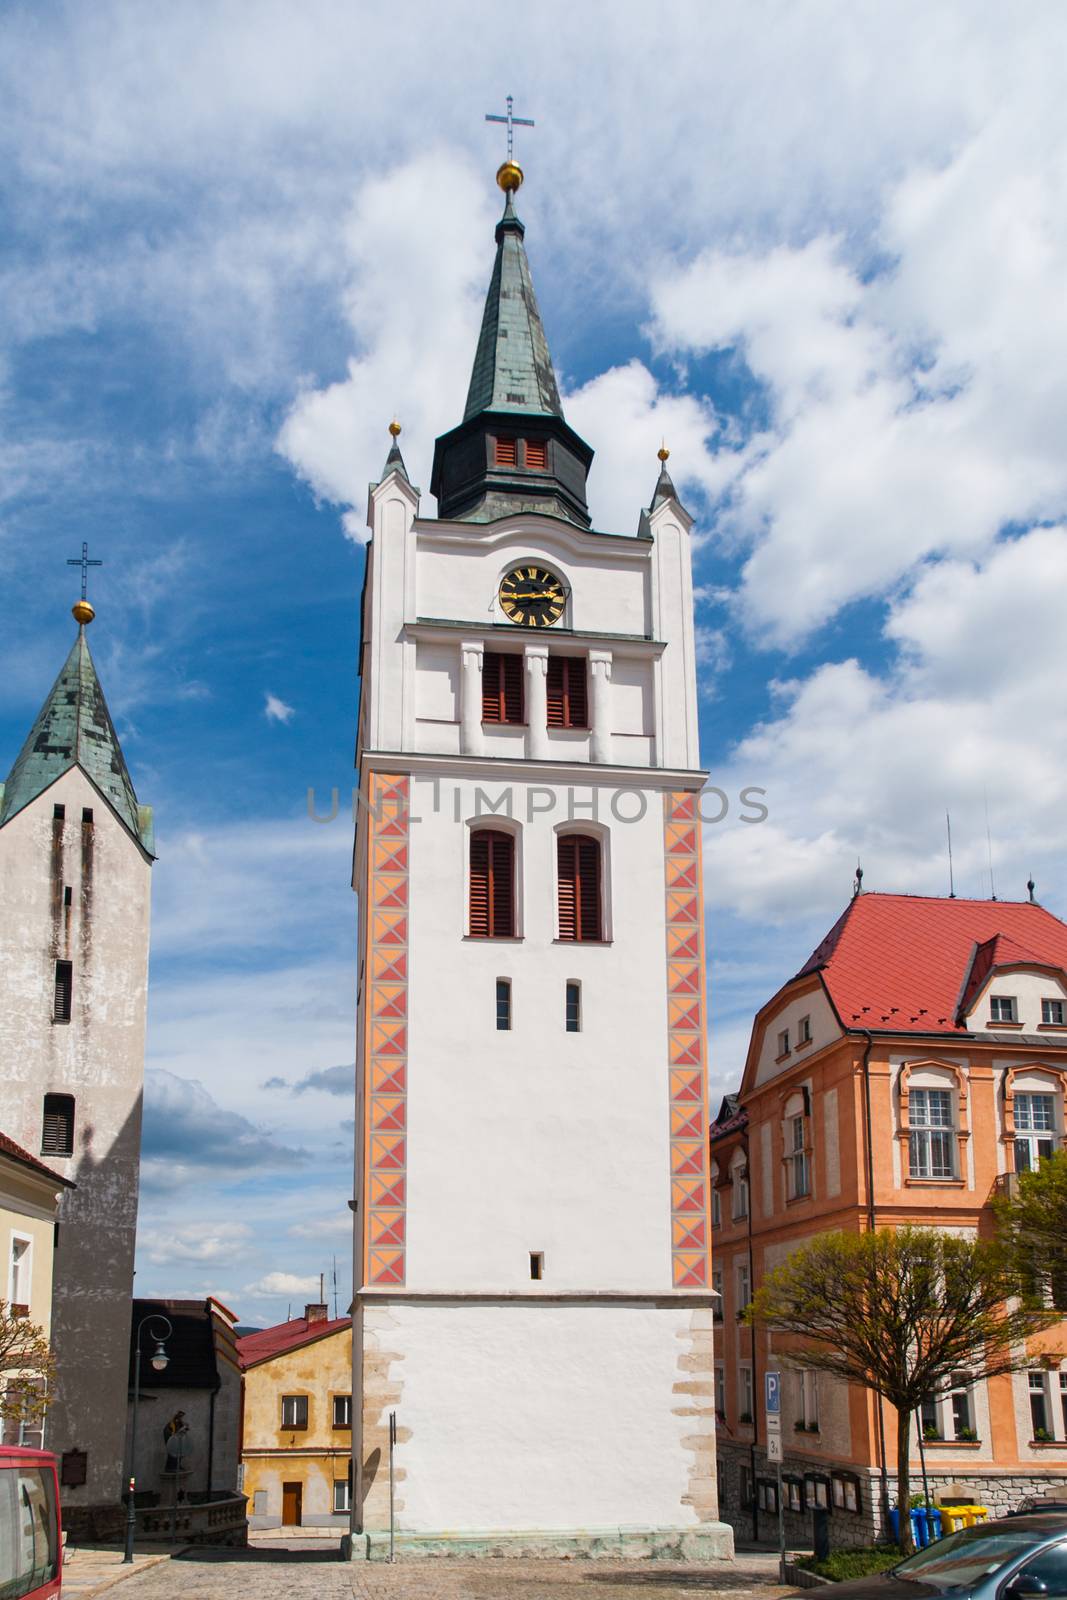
[0,628,152,850]
[463,195,563,421]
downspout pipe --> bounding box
[741,1127,759,1544]
[860,1029,892,1533]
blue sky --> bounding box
[3,2,1067,1323]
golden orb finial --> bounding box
[658,443,671,463]
[72,599,95,626]
[388,419,402,439]
[496,159,524,195]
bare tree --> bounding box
[744,1227,1057,1552]
[0,1300,54,1437]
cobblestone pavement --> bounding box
[98,1542,794,1600]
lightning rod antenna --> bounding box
[946,812,956,899]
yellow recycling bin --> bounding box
[941,1505,988,1530]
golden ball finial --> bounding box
[658,443,671,463]
[389,419,402,439]
[72,599,95,626]
[496,159,524,195]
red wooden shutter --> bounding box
[495,437,517,466]
[470,830,514,937]
[483,653,524,724]
[546,657,565,727]
[547,658,587,729]
[567,659,588,728]
[557,834,602,941]
[525,439,547,469]
[482,653,502,723]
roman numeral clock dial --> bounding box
[498,565,567,627]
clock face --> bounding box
[498,565,566,628]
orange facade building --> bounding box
[712,890,1067,1546]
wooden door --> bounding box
[282,1481,302,1525]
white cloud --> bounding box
[705,527,1067,931]
[140,1221,252,1266]
[263,691,295,724]
[246,1271,324,1298]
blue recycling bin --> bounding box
[928,1509,943,1541]
[888,1508,901,1541]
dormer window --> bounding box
[777,1029,790,1059]
[1042,999,1065,1026]
[990,995,1018,1023]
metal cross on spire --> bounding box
[67,541,103,601]
[485,95,535,162]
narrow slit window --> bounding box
[524,439,547,470]
[482,651,524,725]
[81,807,94,825]
[530,1252,544,1280]
[469,830,515,938]
[546,657,587,729]
[494,437,517,467]
[63,886,72,907]
[53,804,65,821]
[53,960,73,1023]
[496,978,512,1031]
[565,981,581,1032]
[41,1093,75,1157]
[557,834,602,941]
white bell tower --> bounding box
[349,164,729,1561]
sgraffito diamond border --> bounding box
[664,790,711,1289]
[364,772,410,1287]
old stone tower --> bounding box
[349,162,729,1557]
[0,597,153,1522]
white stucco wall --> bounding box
[401,770,677,1292]
[753,987,840,1087]
[0,765,151,1507]
[364,1299,711,1532]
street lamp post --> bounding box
[123,1315,171,1564]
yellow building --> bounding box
[238,1304,352,1529]
[0,1128,72,1447]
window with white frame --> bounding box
[711,1182,722,1230]
[908,1087,957,1179]
[1042,998,1065,1026]
[280,1394,308,1430]
[990,994,1018,1023]
[920,1393,941,1439]
[714,1363,726,1416]
[787,1113,810,1199]
[8,1236,31,1313]
[712,1266,724,1323]
[1014,1092,1058,1172]
[732,1158,749,1220]
[333,1478,351,1513]
[739,1364,754,1421]
[777,1028,790,1058]
[950,1372,975,1439]
[1060,1372,1067,1436]
[1029,1370,1052,1439]
[737,1261,751,1315]
[800,1370,819,1431]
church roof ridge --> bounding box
[0,624,152,851]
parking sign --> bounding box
[765,1371,781,1417]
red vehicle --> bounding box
[0,1447,61,1599]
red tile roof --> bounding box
[237,1313,350,1370]
[796,893,1067,1034]
[0,1131,76,1188]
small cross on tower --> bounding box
[485,95,535,163]
[67,541,103,602]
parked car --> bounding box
[814,1514,1067,1600]
[0,1445,62,1598]
[1008,1500,1067,1519]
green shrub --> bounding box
[795,1546,900,1581]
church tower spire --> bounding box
[430,166,593,527]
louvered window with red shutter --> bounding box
[495,437,517,466]
[469,830,515,938]
[482,652,524,724]
[557,834,602,942]
[525,440,548,470]
[546,657,588,729]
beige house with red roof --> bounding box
[0,1130,73,1446]
[711,890,1067,1547]
[238,1304,352,1530]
